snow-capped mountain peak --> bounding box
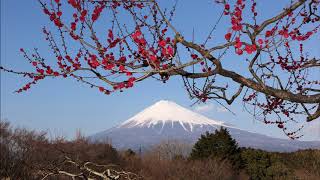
[91,100,320,152]
[119,100,226,131]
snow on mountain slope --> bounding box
[90,100,320,152]
[119,100,227,131]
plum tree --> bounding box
[1,0,319,138]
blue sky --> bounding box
[1,0,319,140]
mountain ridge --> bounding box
[90,100,320,152]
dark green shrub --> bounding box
[190,127,242,169]
[241,148,294,180]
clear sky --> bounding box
[1,0,319,141]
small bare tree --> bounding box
[150,140,191,160]
[40,156,142,180]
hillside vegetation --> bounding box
[1,121,319,180]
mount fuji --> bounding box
[90,100,320,152]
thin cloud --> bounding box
[217,107,228,113]
[194,103,215,113]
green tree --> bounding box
[266,162,294,180]
[241,148,294,180]
[190,127,242,168]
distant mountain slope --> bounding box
[90,100,320,152]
